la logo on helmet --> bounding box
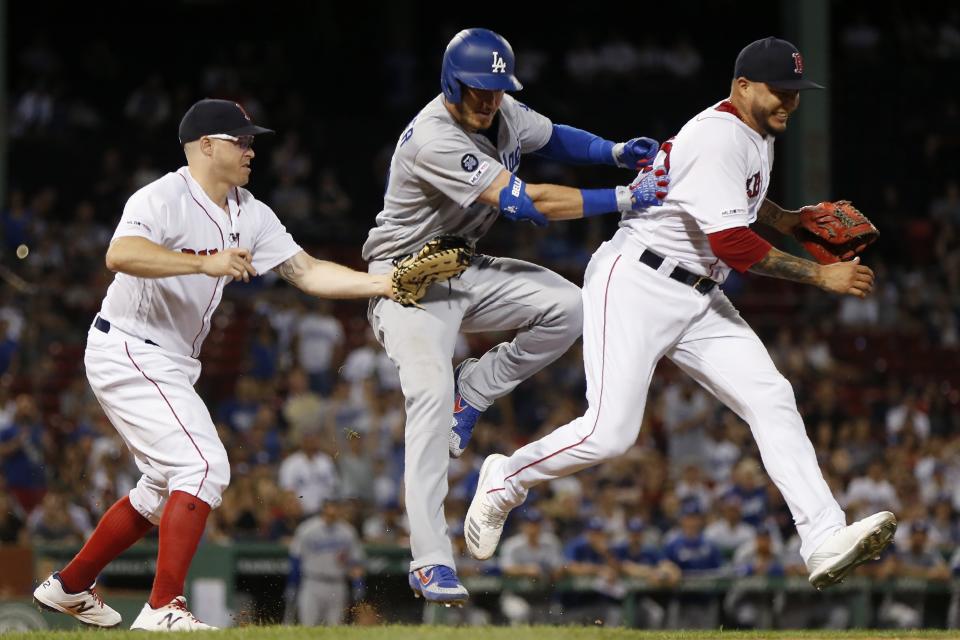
[491,51,506,73]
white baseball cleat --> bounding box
[129,596,216,631]
[464,453,511,560]
[32,572,122,628]
[807,510,897,590]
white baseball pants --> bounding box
[485,229,845,562]
[84,323,229,523]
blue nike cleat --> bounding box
[450,359,482,458]
[408,565,469,606]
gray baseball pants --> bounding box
[368,255,582,571]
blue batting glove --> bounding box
[499,180,549,227]
[612,137,660,170]
[616,165,670,211]
[500,204,548,226]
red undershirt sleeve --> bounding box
[708,226,772,273]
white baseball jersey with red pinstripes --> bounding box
[85,166,300,518]
[476,99,849,565]
[100,166,300,357]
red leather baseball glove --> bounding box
[794,200,879,264]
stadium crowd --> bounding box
[2,0,959,629]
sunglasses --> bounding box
[206,134,255,151]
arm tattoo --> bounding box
[748,247,822,286]
[273,250,316,286]
[756,199,799,235]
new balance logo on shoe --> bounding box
[71,602,93,614]
[160,613,184,630]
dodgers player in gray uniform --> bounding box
[363,28,669,605]
[287,498,365,626]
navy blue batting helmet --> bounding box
[441,28,523,103]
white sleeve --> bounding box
[667,124,752,233]
[112,190,165,244]
[504,96,553,153]
[412,134,502,208]
[250,200,302,274]
[278,458,296,491]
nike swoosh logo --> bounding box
[418,570,432,586]
[454,396,466,413]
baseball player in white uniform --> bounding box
[364,28,668,606]
[465,37,897,591]
[33,99,394,630]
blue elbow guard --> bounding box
[499,176,548,227]
[537,124,616,165]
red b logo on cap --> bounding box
[792,52,804,75]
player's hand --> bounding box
[200,248,257,282]
[818,256,874,298]
[613,137,659,170]
[617,165,670,212]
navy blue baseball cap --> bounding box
[679,499,704,517]
[178,99,275,144]
[585,516,606,532]
[521,508,543,523]
[734,37,824,90]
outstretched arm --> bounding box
[535,124,659,170]
[273,250,392,300]
[477,168,668,224]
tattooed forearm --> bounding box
[756,199,800,235]
[273,250,314,286]
[749,247,823,286]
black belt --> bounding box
[638,249,717,294]
[94,316,160,347]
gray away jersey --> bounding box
[362,94,553,263]
[290,516,364,581]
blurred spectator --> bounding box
[663,501,723,629]
[293,299,345,395]
[660,380,712,471]
[612,516,680,629]
[27,491,90,544]
[361,499,409,545]
[282,367,327,444]
[247,319,280,381]
[845,460,901,521]
[498,508,563,624]
[123,75,171,130]
[561,516,625,625]
[704,495,755,557]
[880,522,951,628]
[337,433,375,503]
[0,488,27,545]
[887,389,932,443]
[0,394,47,512]
[217,377,263,433]
[278,426,339,517]
[721,458,768,527]
[287,498,364,626]
[725,525,785,629]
